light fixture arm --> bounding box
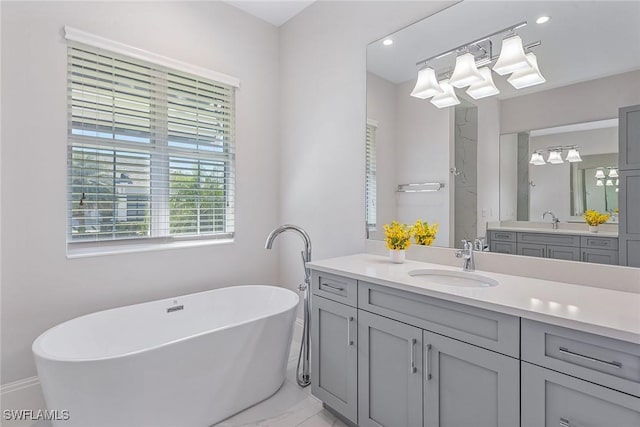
[416,20,527,67]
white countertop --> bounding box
[307,253,640,344]
[487,221,619,237]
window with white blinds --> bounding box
[67,41,235,245]
[365,122,377,230]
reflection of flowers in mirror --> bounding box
[411,220,439,246]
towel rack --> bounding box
[396,182,445,193]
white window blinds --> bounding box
[67,41,235,244]
[365,122,377,230]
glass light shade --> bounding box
[493,35,531,75]
[616,179,620,185]
[616,187,619,192]
[529,152,546,165]
[466,67,500,99]
[410,67,443,99]
[595,169,606,179]
[565,148,582,163]
[547,150,564,164]
[449,53,484,88]
[507,53,546,89]
[608,168,619,178]
[596,179,604,187]
[430,79,460,108]
[606,179,614,186]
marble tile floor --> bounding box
[22,338,345,427]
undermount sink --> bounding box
[408,269,498,288]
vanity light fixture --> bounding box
[595,169,606,179]
[529,152,546,165]
[596,179,604,187]
[606,179,614,186]
[547,150,564,164]
[410,67,443,99]
[565,148,582,163]
[493,35,531,75]
[608,168,619,178]
[449,52,484,88]
[507,52,546,89]
[430,79,460,108]
[466,67,500,99]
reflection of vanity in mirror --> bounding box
[365,0,640,267]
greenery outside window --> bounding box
[67,37,236,248]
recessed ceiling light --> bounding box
[536,16,550,24]
[382,39,393,46]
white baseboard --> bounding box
[1,376,46,426]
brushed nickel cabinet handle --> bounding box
[347,316,354,346]
[559,347,622,369]
[322,282,344,292]
[409,338,417,374]
[425,344,432,380]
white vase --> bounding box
[389,249,406,264]
[589,225,599,233]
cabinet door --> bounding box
[489,241,516,254]
[358,310,422,427]
[619,170,640,267]
[620,104,640,171]
[546,244,580,261]
[311,296,358,424]
[582,247,619,265]
[423,330,519,427]
[517,242,546,258]
[522,362,640,427]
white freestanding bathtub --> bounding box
[33,285,298,427]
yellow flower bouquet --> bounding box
[383,221,411,250]
[584,210,610,226]
[411,220,439,246]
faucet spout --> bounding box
[542,211,560,230]
[265,224,312,278]
[455,239,475,272]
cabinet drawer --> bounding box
[547,244,580,261]
[311,271,357,307]
[522,362,640,427]
[358,281,519,357]
[488,230,516,242]
[522,319,640,397]
[517,232,580,247]
[490,241,516,254]
[581,235,619,250]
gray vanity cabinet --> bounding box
[521,362,640,427]
[311,296,358,424]
[357,309,423,427]
[516,242,546,258]
[423,330,519,427]
[619,105,640,267]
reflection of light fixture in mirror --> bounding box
[608,168,619,178]
[430,79,460,108]
[507,52,546,89]
[449,52,484,88]
[616,187,619,192]
[493,35,531,75]
[529,152,546,165]
[596,179,604,187]
[547,150,564,164]
[616,179,620,185]
[606,179,614,186]
[565,148,582,162]
[466,67,500,99]
[410,67,443,99]
[595,169,606,179]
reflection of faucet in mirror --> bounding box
[542,211,559,229]
[455,240,475,272]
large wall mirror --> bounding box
[365,1,640,266]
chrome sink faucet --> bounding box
[542,211,560,230]
[455,240,475,272]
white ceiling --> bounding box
[223,0,316,27]
[367,1,640,99]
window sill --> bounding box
[66,238,234,259]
